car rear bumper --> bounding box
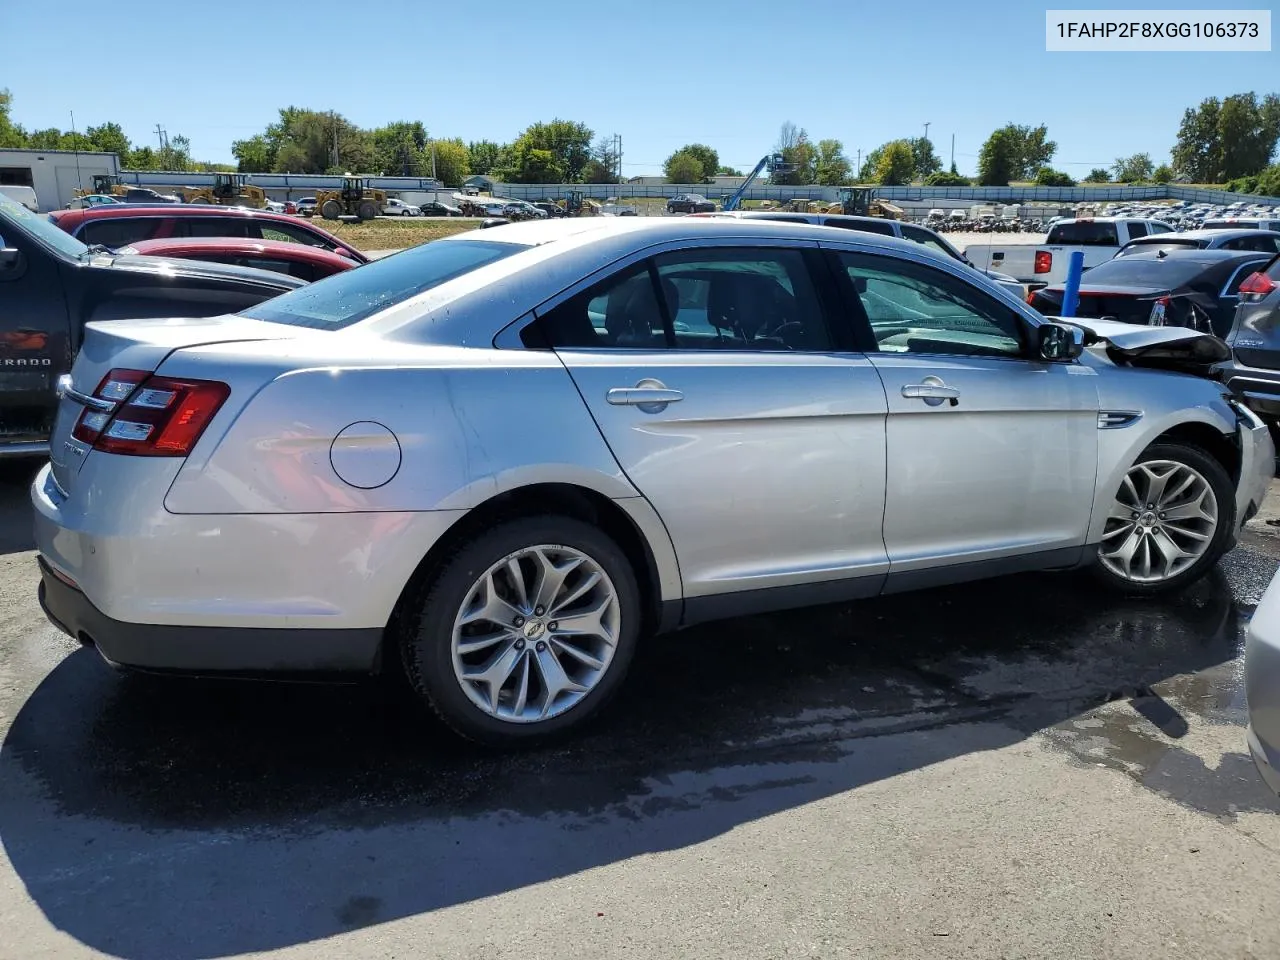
[1222,362,1280,421]
[38,557,383,673]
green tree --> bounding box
[924,170,970,186]
[1218,92,1280,181]
[1112,153,1155,183]
[858,146,883,182]
[0,89,25,148]
[675,143,719,180]
[429,138,470,186]
[232,134,276,173]
[1152,163,1174,183]
[468,140,505,177]
[874,140,915,186]
[773,122,817,185]
[507,119,592,182]
[814,139,851,185]
[717,165,743,176]
[1085,167,1111,182]
[1033,166,1075,186]
[371,121,428,175]
[664,150,704,183]
[977,127,1020,185]
[1172,97,1222,182]
[980,123,1056,180]
[84,122,129,157]
[909,137,941,178]
[583,136,620,183]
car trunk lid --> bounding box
[48,314,294,494]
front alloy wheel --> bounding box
[1094,442,1234,592]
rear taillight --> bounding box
[71,367,229,457]
[1239,272,1277,300]
[1034,251,1053,274]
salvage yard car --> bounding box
[117,237,359,281]
[964,217,1175,289]
[0,195,303,457]
[33,217,1273,745]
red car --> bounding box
[118,237,360,282]
[46,204,369,264]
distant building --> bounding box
[0,147,122,212]
[463,174,497,193]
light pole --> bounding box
[923,122,931,144]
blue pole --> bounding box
[1060,250,1086,317]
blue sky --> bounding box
[3,0,1277,176]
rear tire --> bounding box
[321,199,342,220]
[400,516,641,746]
[1091,441,1236,595]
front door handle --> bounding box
[901,378,960,407]
[607,379,683,412]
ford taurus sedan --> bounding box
[33,218,1275,745]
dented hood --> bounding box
[1048,316,1230,367]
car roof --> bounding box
[1126,228,1280,243]
[123,236,357,265]
[51,203,303,224]
[1101,246,1270,263]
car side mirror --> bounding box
[1038,321,1085,361]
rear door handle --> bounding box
[901,380,960,407]
[607,387,684,406]
[607,379,684,412]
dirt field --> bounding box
[318,216,483,253]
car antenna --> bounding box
[1157,248,1167,258]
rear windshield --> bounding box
[1077,256,1214,288]
[1203,219,1259,230]
[1046,221,1120,246]
[239,238,523,329]
[1115,238,1201,257]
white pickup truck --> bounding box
[963,217,1176,290]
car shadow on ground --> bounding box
[0,551,1270,960]
[0,460,40,554]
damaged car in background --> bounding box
[32,218,1273,745]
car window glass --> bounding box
[653,248,831,351]
[81,219,159,247]
[1127,223,1149,239]
[1149,222,1173,234]
[839,252,1023,359]
[186,218,250,239]
[827,218,895,236]
[900,224,959,260]
[1045,221,1119,245]
[535,264,666,349]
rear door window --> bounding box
[1127,223,1149,239]
[80,218,161,247]
[900,224,961,261]
[1045,221,1120,245]
[186,217,252,239]
[258,221,341,251]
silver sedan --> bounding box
[33,218,1274,745]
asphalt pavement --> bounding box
[2,459,1280,960]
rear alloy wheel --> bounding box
[1093,442,1235,594]
[401,517,640,745]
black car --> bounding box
[666,193,716,215]
[1219,253,1280,424]
[1027,248,1274,338]
[419,200,462,217]
[122,187,180,204]
[0,196,302,456]
[532,201,566,218]
[1115,228,1280,258]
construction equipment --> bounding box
[827,187,904,220]
[179,173,269,208]
[563,191,601,217]
[722,154,795,212]
[73,175,129,200]
[315,176,386,221]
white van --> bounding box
[0,185,38,212]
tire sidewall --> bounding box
[402,516,641,745]
[1094,441,1237,594]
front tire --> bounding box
[1092,442,1236,595]
[321,199,343,220]
[400,516,641,746]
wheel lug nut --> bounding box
[514,638,525,650]
[535,641,547,652]
[513,616,525,627]
[1131,512,1139,520]
[534,606,545,616]
[1158,512,1166,520]
[548,621,558,632]
[1146,503,1154,509]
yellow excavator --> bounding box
[73,174,129,199]
[315,176,385,221]
[826,187,903,219]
